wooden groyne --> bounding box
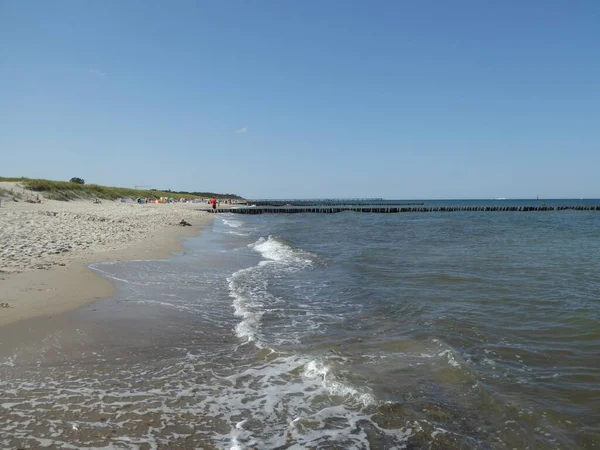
[215,205,600,214]
[249,200,425,207]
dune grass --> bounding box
[0,177,240,201]
[0,185,23,200]
[0,187,19,199]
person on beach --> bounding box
[211,197,217,211]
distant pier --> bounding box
[215,205,600,214]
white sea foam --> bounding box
[219,234,401,447]
[228,236,315,346]
[250,236,313,267]
[0,344,414,449]
[89,264,136,284]
[303,359,376,407]
[221,216,243,229]
[208,353,397,448]
[1,355,16,367]
[228,266,268,346]
[226,230,249,236]
[438,349,461,368]
[429,339,463,368]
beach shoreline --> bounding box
[1,204,598,449]
[0,195,215,326]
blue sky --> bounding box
[1,1,599,199]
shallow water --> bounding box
[1,203,600,449]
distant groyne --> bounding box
[248,200,424,207]
[214,205,600,214]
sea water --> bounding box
[1,201,599,449]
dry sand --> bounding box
[0,182,215,326]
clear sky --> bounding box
[1,1,599,199]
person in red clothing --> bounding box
[211,197,217,211]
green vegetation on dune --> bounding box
[0,187,22,199]
[151,188,243,199]
[0,177,243,201]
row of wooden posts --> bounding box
[213,205,600,214]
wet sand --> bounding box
[0,220,242,449]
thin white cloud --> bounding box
[235,126,248,134]
[89,68,107,77]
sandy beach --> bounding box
[0,183,214,326]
